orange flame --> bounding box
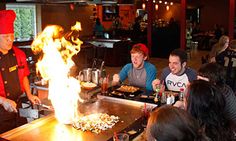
[31,22,83,124]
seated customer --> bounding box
[112,43,157,91]
[93,18,104,38]
[175,62,236,125]
[152,49,197,92]
[216,39,236,92]
[146,105,209,141]
[198,62,236,125]
[187,80,235,141]
[209,35,229,62]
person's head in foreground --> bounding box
[169,49,188,75]
[186,80,234,141]
[130,43,149,69]
[0,10,16,54]
[197,62,226,87]
[147,105,209,141]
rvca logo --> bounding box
[167,80,187,88]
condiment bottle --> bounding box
[179,88,184,101]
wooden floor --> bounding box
[106,49,210,78]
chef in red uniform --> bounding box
[0,10,41,133]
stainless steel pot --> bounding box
[79,68,92,82]
[92,69,101,84]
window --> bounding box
[6,4,36,41]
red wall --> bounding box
[97,5,136,30]
[198,0,229,32]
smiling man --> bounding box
[152,49,197,92]
[112,43,157,91]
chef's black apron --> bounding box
[0,49,27,134]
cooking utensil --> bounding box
[79,68,92,82]
[38,104,54,110]
[92,69,101,84]
[19,108,39,119]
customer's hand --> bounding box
[0,97,17,113]
[27,94,41,105]
[112,74,120,86]
[152,79,161,91]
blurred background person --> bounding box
[112,43,156,91]
[209,35,229,62]
[198,63,236,126]
[147,105,210,141]
[187,80,235,141]
[216,39,236,92]
[93,18,104,38]
[111,15,122,38]
[0,10,40,134]
[131,16,142,43]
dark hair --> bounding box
[147,105,208,141]
[187,80,233,141]
[170,49,187,64]
[198,62,226,87]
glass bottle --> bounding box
[179,88,184,101]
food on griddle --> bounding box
[140,95,148,98]
[117,85,139,93]
[73,113,119,134]
[111,91,123,96]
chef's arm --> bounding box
[0,96,17,113]
[23,76,41,105]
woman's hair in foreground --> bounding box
[187,80,233,141]
[147,105,209,141]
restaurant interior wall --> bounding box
[197,0,229,31]
[117,5,136,29]
[41,4,95,38]
[96,4,136,30]
[153,3,181,23]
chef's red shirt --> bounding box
[0,46,30,98]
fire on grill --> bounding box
[73,113,119,134]
[30,21,122,137]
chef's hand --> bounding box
[152,79,161,91]
[112,74,120,86]
[27,94,41,105]
[0,96,17,113]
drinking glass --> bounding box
[101,77,109,94]
[155,83,165,93]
